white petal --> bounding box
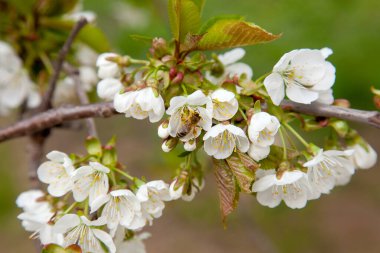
[97,78,123,101]
[93,229,116,253]
[264,73,285,105]
[54,214,80,234]
[218,48,245,65]
[248,144,270,161]
[256,188,282,208]
[224,62,253,81]
[186,90,208,106]
[90,194,110,213]
[286,85,319,104]
[320,47,333,59]
[113,91,136,113]
[252,174,276,192]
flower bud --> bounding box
[333,99,350,108]
[96,53,120,79]
[162,138,178,152]
[184,140,196,151]
[158,121,170,139]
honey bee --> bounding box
[176,107,201,138]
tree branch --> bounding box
[0,100,379,143]
[40,18,88,110]
[0,103,116,142]
[281,100,380,128]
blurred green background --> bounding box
[1,0,380,252]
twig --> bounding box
[40,18,88,110]
[65,64,98,137]
[280,100,380,128]
[0,100,380,143]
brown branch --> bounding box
[0,103,116,142]
[40,18,88,110]
[0,100,380,143]
[280,100,380,128]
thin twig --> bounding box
[40,18,88,110]
[0,100,380,143]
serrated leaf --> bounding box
[180,34,204,52]
[168,0,202,42]
[226,153,255,193]
[213,158,239,224]
[237,151,259,172]
[197,17,280,51]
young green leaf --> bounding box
[77,24,111,53]
[196,17,281,50]
[168,0,202,42]
[213,158,239,224]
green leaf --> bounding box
[130,34,154,44]
[197,17,281,51]
[36,0,79,16]
[77,24,111,53]
[213,158,239,224]
[43,244,82,253]
[168,0,202,42]
[226,153,255,193]
[7,0,36,14]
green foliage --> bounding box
[78,24,111,53]
[168,0,202,42]
[7,0,36,15]
[42,244,82,253]
[36,0,79,16]
[196,16,280,50]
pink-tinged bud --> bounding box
[171,72,184,84]
[169,68,177,79]
[333,99,350,108]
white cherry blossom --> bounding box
[72,162,110,204]
[114,87,165,123]
[252,169,312,209]
[203,123,249,159]
[184,139,196,151]
[90,190,143,235]
[16,190,63,245]
[303,149,355,199]
[247,112,280,161]
[37,151,75,197]
[350,143,377,169]
[54,214,116,253]
[264,48,336,105]
[136,181,171,220]
[206,48,253,85]
[166,90,212,141]
[207,89,238,121]
[96,53,120,79]
[97,78,123,101]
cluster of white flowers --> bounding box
[93,46,378,214]
[264,48,335,105]
[0,41,41,115]
[53,45,98,107]
[252,144,377,209]
[16,150,193,252]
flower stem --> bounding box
[283,122,309,147]
[112,167,134,181]
[238,107,248,122]
[255,72,270,84]
[279,128,287,159]
[63,202,77,215]
[84,198,89,216]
